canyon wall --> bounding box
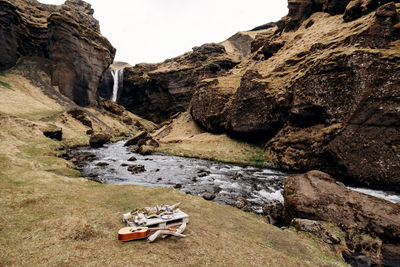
[0,0,115,106]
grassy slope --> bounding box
[153,112,271,166]
[0,63,347,266]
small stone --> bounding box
[121,163,128,167]
[192,177,198,182]
[198,172,208,178]
[174,184,182,189]
[153,169,160,172]
[138,145,153,155]
[127,164,146,174]
[128,156,137,161]
[231,172,243,180]
[96,162,109,167]
[157,177,162,181]
[202,192,216,200]
[235,197,248,209]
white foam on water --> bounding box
[256,189,284,202]
[348,187,400,204]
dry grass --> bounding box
[0,63,347,266]
[153,112,272,166]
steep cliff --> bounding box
[0,0,115,106]
[113,1,395,191]
[112,31,263,123]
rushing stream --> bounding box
[74,140,400,214]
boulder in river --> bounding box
[127,156,137,161]
[124,131,148,146]
[138,145,154,155]
[202,192,216,201]
[284,170,400,264]
[127,164,145,174]
[262,200,283,226]
[89,133,111,148]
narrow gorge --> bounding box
[1,0,399,266]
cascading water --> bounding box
[111,69,123,102]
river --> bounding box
[74,140,400,213]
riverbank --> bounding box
[0,62,347,266]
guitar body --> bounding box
[118,227,150,241]
[118,226,178,242]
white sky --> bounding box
[38,0,288,65]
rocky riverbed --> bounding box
[69,140,400,215]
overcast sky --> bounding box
[38,0,288,65]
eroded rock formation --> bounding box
[0,0,115,106]
[284,171,400,264]
[189,1,400,190]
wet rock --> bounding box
[127,156,137,161]
[191,177,198,182]
[89,133,111,148]
[231,172,243,180]
[291,218,341,244]
[157,177,162,181]
[235,197,248,209]
[120,163,128,167]
[284,171,400,262]
[197,172,209,178]
[41,125,62,141]
[124,131,148,146]
[95,162,109,167]
[174,184,182,189]
[342,251,376,267]
[127,164,145,174]
[262,200,283,226]
[202,192,216,201]
[138,145,153,155]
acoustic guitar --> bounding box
[118,226,177,242]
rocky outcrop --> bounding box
[117,43,239,123]
[41,124,62,141]
[89,133,111,148]
[189,1,400,190]
[0,0,115,106]
[284,171,400,264]
[278,0,351,31]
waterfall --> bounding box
[111,69,123,102]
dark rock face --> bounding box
[284,171,400,263]
[118,43,239,123]
[279,0,351,31]
[189,2,400,190]
[268,51,400,190]
[263,200,284,226]
[41,125,62,141]
[228,70,290,140]
[0,0,115,106]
